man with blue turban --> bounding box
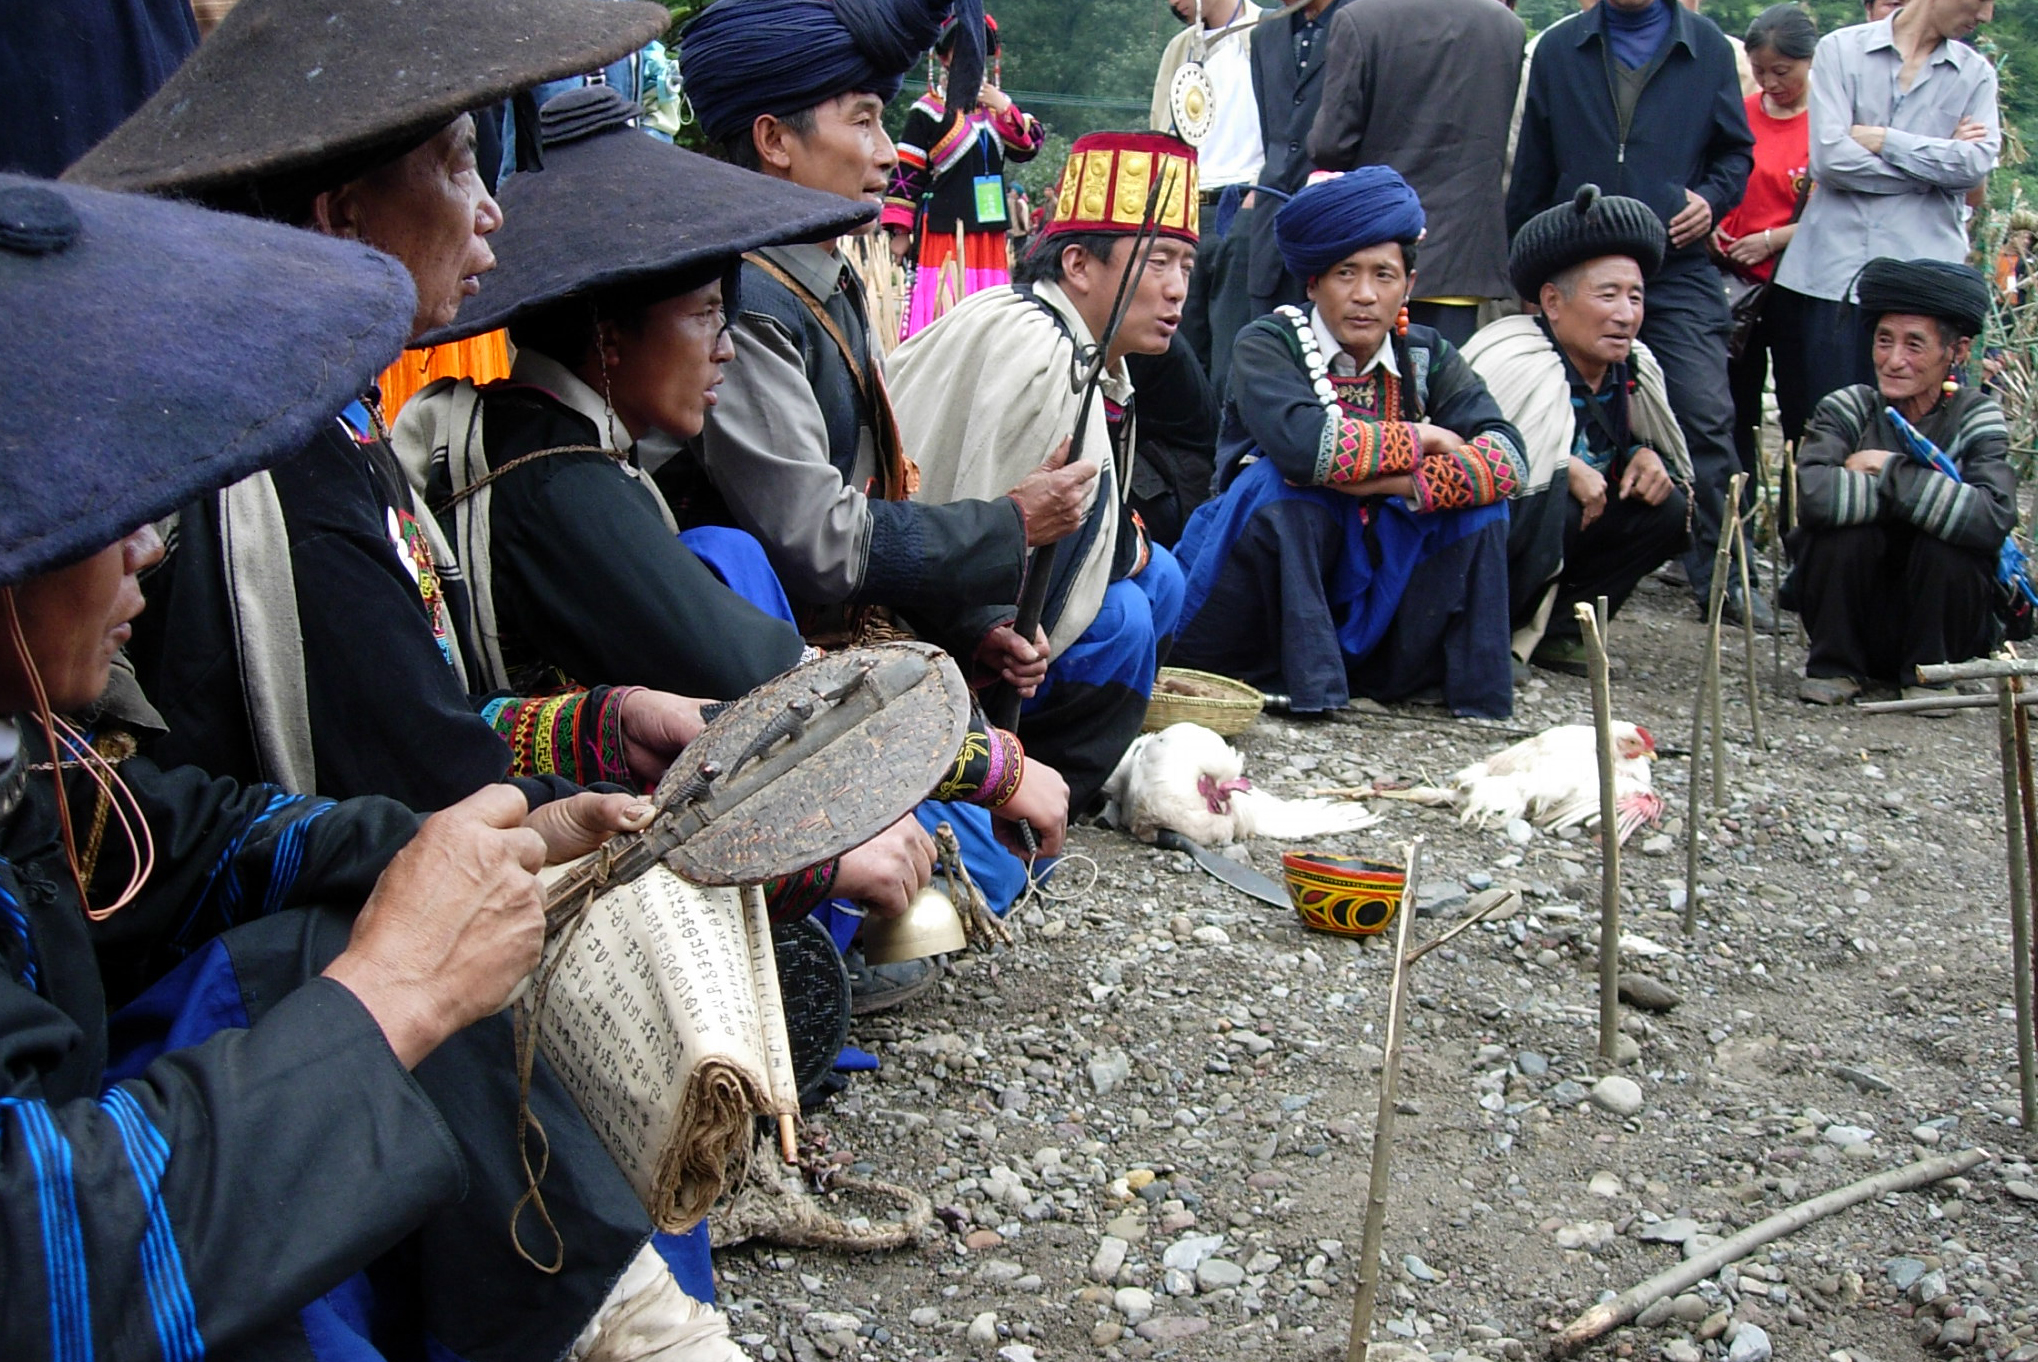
[673,0,1100,1007]
[1170,167,1528,717]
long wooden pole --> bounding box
[1920,657,2038,683]
[1858,691,2038,714]
[1578,600,1622,1069]
[1346,838,1423,1362]
[1998,678,2038,1133]
[1552,1148,1990,1354]
[2015,686,2038,1141]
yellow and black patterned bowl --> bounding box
[1280,852,1404,937]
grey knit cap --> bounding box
[1508,184,1667,300]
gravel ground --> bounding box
[713,570,2038,1362]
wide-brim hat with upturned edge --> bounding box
[1041,132,1199,245]
[417,87,875,347]
[1855,257,1991,339]
[63,0,668,198]
[1508,184,1667,301]
[0,174,415,585]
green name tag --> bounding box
[973,175,1008,226]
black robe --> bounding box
[448,384,805,699]
[0,725,652,1360]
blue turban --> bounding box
[681,0,982,146]
[1273,167,1426,280]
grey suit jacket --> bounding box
[1246,0,1351,306]
[1306,0,1524,300]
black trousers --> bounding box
[1727,283,1810,533]
[1182,201,1257,400]
[1638,261,1738,602]
[1784,288,1874,415]
[1543,484,1692,640]
[1790,522,2000,684]
[1408,301,1480,349]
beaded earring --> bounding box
[1395,305,1410,337]
[1943,374,1961,395]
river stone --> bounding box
[1618,973,1683,1011]
[1590,1075,1644,1117]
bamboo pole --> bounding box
[1551,1148,1991,1354]
[1578,600,1622,1069]
[1346,838,1423,1362]
[1998,678,2038,1133]
[1684,490,1740,932]
[1731,516,1767,751]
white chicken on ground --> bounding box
[1451,722,1663,843]
[1102,722,1382,845]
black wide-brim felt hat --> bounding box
[1855,257,1991,338]
[0,174,415,585]
[416,86,876,346]
[64,0,668,198]
[1509,184,1668,300]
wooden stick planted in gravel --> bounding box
[1577,600,1622,1069]
[1996,678,2038,1133]
[1731,515,1766,751]
[1550,1147,1991,1355]
[1684,475,1744,931]
[1707,473,1745,807]
[1346,837,1424,1362]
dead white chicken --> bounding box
[1451,722,1663,843]
[1102,722,1381,845]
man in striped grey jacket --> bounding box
[1789,257,2016,707]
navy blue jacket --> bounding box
[1506,0,1753,275]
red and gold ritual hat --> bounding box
[1043,132,1198,244]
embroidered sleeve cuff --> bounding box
[1315,415,1419,486]
[764,858,839,924]
[935,716,1026,808]
[485,689,596,784]
[1410,434,1521,513]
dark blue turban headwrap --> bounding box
[1273,167,1426,280]
[681,0,983,148]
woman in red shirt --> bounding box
[1712,3,1817,516]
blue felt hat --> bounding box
[1273,168,1426,280]
[0,174,415,584]
[681,0,984,148]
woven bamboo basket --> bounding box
[1141,668,1264,736]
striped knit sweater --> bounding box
[1796,384,2016,554]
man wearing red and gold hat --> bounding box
[888,131,1196,807]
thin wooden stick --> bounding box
[1578,600,1622,1069]
[1859,691,2038,714]
[1346,838,1423,1362]
[1551,1147,1991,1355]
[1920,657,2038,682]
[1402,889,1521,967]
[1998,678,2038,1133]
[1766,438,1787,683]
[2015,684,2038,1142]
[1682,650,1706,936]
[1731,515,1766,750]
[1706,472,1745,807]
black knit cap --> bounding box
[64,0,667,199]
[415,87,875,347]
[1508,184,1668,300]
[0,174,414,585]
[1856,257,1991,338]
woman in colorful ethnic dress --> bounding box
[1712,4,1817,518]
[884,13,1043,340]
[1172,168,1528,718]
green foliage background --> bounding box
[662,0,2036,202]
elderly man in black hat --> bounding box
[0,170,684,1362]
[66,0,700,814]
[1464,186,1694,676]
[1788,258,2017,708]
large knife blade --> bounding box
[1153,828,1289,908]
